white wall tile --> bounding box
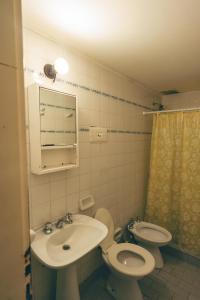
[66,176,79,195]
[50,179,66,200]
[23,28,155,289]
[31,183,50,205]
[31,201,51,229]
[66,193,79,213]
[51,196,66,220]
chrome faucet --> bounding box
[55,213,73,229]
[43,222,54,234]
[63,213,73,224]
[55,218,65,229]
[127,216,141,231]
[135,216,141,223]
[127,218,135,230]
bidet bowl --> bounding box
[131,221,172,247]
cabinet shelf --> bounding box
[40,102,75,111]
[39,163,77,174]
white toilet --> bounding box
[129,221,172,269]
[95,208,155,300]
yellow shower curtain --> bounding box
[145,112,200,256]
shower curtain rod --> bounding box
[143,107,200,115]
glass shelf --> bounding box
[41,144,76,150]
[40,102,75,111]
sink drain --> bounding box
[62,244,71,250]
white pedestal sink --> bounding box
[31,214,108,300]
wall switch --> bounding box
[89,127,108,142]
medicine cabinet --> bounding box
[28,84,79,175]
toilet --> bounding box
[128,221,172,269]
[95,208,155,300]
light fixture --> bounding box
[44,57,69,82]
[54,58,69,75]
[32,71,43,85]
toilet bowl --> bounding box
[129,221,172,269]
[95,208,155,300]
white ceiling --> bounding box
[22,0,200,92]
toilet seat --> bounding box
[107,243,155,278]
[131,222,172,246]
[95,208,156,299]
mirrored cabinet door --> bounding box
[28,84,79,175]
[40,88,76,147]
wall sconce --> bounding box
[44,57,69,82]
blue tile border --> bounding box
[41,130,76,134]
[79,128,90,132]
[79,127,151,135]
[108,129,151,135]
[42,127,151,135]
[25,67,152,111]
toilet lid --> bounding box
[132,222,172,244]
[95,208,115,251]
[107,243,155,277]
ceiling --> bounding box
[22,0,200,92]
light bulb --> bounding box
[54,57,69,75]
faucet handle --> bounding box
[63,212,73,224]
[127,218,135,230]
[135,216,141,223]
[43,222,53,234]
[127,217,141,232]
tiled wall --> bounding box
[23,28,157,297]
[162,91,200,109]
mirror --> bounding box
[28,84,79,174]
[40,88,76,147]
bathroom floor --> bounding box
[80,253,200,300]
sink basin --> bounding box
[31,214,108,269]
[31,214,108,300]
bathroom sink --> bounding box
[31,214,108,269]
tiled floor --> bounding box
[81,253,200,300]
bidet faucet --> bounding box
[127,216,141,231]
[135,216,141,223]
